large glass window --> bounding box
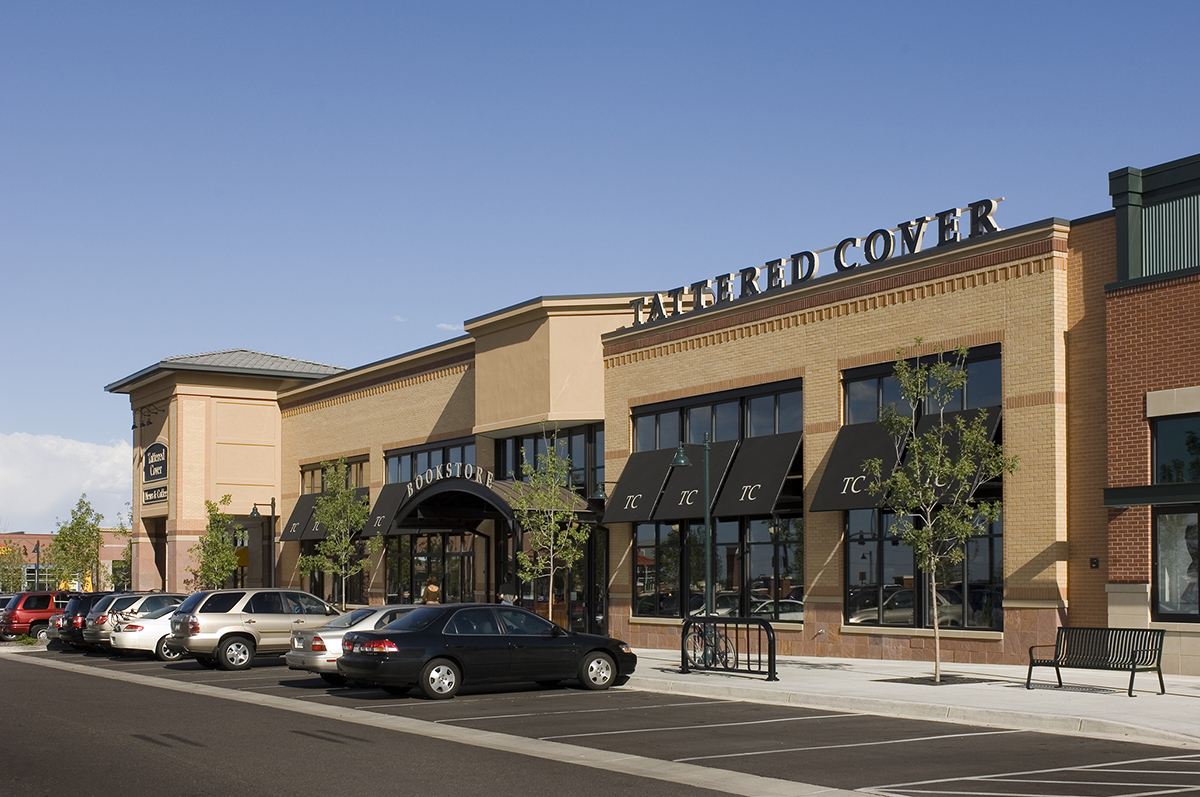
[386,439,476,485]
[1154,508,1199,621]
[845,508,1002,630]
[633,380,803,451]
[633,516,804,621]
[844,345,1000,424]
[494,424,603,497]
[1155,415,1200,484]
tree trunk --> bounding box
[930,563,941,683]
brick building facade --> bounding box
[106,152,1200,673]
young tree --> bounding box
[864,340,1019,682]
[110,503,133,591]
[0,542,27,592]
[297,457,376,610]
[512,429,589,625]
[186,495,247,590]
[48,494,105,589]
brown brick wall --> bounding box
[1107,270,1200,583]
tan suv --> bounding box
[166,588,340,670]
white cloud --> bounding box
[392,315,408,323]
[436,322,464,332]
[0,433,132,534]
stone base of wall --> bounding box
[622,601,1064,666]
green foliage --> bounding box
[47,494,105,589]
[512,429,590,621]
[111,503,132,591]
[297,457,374,610]
[0,541,27,592]
[864,340,1019,680]
[186,495,247,591]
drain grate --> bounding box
[876,675,998,686]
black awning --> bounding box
[653,440,739,521]
[1104,483,1200,508]
[362,483,409,537]
[913,405,1002,447]
[279,494,319,541]
[809,423,896,512]
[602,449,677,524]
[300,487,369,541]
[712,431,803,518]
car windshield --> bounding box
[91,596,117,613]
[175,592,208,613]
[3,595,18,610]
[382,606,442,632]
[321,608,374,629]
[62,598,82,615]
[142,606,177,620]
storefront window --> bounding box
[633,516,804,621]
[386,438,476,486]
[1154,508,1199,620]
[634,379,803,450]
[1154,415,1200,484]
[494,424,603,496]
[844,345,1000,424]
[845,508,1002,630]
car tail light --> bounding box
[342,638,354,654]
[311,636,326,652]
[361,639,398,654]
[187,616,200,635]
[123,625,143,633]
[97,615,109,626]
[72,616,84,629]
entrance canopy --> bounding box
[361,476,594,536]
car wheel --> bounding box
[0,632,16,641]
[155,637,183,662]
[217,637,255,671]
[418,658,460,699]
[382,685,409,695]
[320,673,347,686]
[196,656,220,669]
[579,651,616,690]
[32,625,49,643]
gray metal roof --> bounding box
[160,349,342,376]
[105,349,344,393]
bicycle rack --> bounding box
[680,615,777,681]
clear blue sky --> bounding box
[2,1,1198,530]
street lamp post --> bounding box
[249,498,276,588]
[671,433,713,617]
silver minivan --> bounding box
[166,588,340,670]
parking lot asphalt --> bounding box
[6,643,1199,797]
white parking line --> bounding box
[541,713,860,740]
[865,753,1200,797]
[675,729,1023,763]
[440,700,731,724]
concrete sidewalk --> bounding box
[627,648,1200,748]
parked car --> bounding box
[166,588,341,670]
[1,591,76,641]
[847,588,963,626]
[286,605,416,685]
[750,598,805,622]
[89,592,187,647]
[338,604,637,699]
[58,593,114,648]
[110,605,185,661]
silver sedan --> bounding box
[110,605,184,661]
[285,605,416,685]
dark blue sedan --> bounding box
[338,604,637,699]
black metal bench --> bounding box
[1026,627,1165,697]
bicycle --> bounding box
[684,624,736,669]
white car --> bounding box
[110,605,183,661]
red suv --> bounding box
[1,592,75,641]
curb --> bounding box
[625,673,1200,749]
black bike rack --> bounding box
[680,615,777,681]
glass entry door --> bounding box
[386,531,481,605]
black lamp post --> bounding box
[671,432,713,618]
[249,498,276,588]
